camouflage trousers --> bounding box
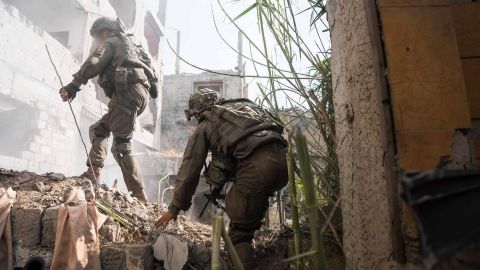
[87,83,149,199]
[226,142,288,245]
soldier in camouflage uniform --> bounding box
[156,88,288,268]
[59,17,159,201]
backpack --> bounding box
[201,98,283,154]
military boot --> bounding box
[234,242,258,269]
[79,165,101,182]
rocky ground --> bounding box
[0,169,295,269]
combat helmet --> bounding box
[90,17,125,36]
[185,88,221,121]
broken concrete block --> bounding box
[11,207,42,247]
[47,172,66,181]
[41,207,58,247]
[99,223,123,243]
[13,247,53,269]
[101,244,154,270]
[153,233,189,270]
[32,181,45,192]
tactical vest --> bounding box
[201,98,283,155]
[98,34,157,97]
[201,98,283,187]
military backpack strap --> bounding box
[200,102,282,154]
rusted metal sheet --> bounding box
[396,131,454,170]
[461,58,480,119]
[451,3,480,58]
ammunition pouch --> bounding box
[205,153,235,187]
[114,67,149,95]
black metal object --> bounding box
[198,193,226,219]
[402,169,480,266]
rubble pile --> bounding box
[0,169,293,269]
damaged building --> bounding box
[160,71,246,153]
[0,0,166,195]
[0,1,258,268]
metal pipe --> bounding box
[161,186,174,206]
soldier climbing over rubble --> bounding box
[59,17,159,202]
[156,88,288,268]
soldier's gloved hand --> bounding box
[59,83,80,102]
[149,82,158,99]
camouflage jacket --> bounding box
[170,101,285,212]
[69,34,157,93]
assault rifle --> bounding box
[198,190,226,218]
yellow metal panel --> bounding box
[451,3,480,58]
[462,58,480,118]
[397,131,454,170]
[380,6,471,131]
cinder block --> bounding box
[11,207,43,247]
[29,142,39,152]
[101,244,154,270]
[35,101,47,110]
[39,162,50,172]
[20,151,33,160]
[37,121,46,129]
[41,146,52,155]
[41,207,58,247]
[98,223,123,243]
[38,111,49,121]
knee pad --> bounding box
[111,137,132,162]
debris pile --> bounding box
[0,169,293,269]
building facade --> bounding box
[160,71,246,153]
[0,0,167,191]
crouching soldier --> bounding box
[156,88,288,268]
[59,17,159,201]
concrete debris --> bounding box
[0,169,293,269]
[32,181,46,192]
[45,172,66,181]
[101,244,155,270]
[41,207,58,247]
